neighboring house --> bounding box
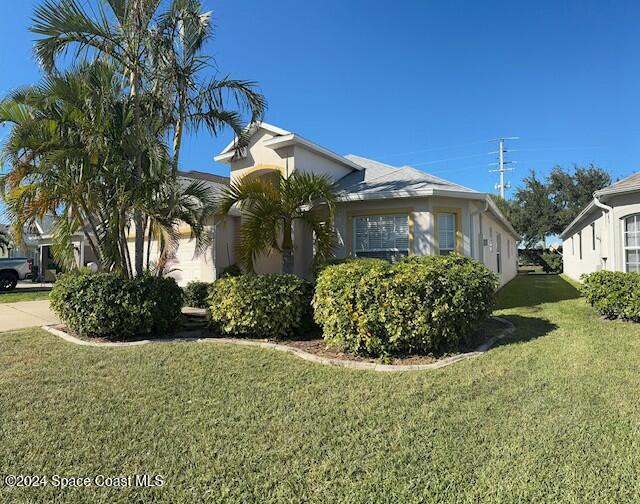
[205,122,519,286]
[561,172,640,281]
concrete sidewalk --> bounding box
[0,300,60,332]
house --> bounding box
[561,172,640,281]
[171,122,518,286]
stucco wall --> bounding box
[292,146,353,181]
[334,196,518,286]
[562,192,640,281]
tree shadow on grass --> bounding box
[492,314,559,348]
[496,274,581,310]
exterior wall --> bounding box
[292,146,353,181]
[334,196,518,287]
[229,129,293,180]
[562,192,640,281]
[562,209,606,282]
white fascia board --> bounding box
[485,196,520,240]
[336,188,483,202]
[215,122,291,160]
[263,134,364,172]
[559,200,597,240]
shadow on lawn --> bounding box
[496,274,581,310]
[493,314,558,347]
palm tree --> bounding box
[31,0,266,274]
[216,171,338,274]
[0,62,208,278]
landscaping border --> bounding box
[40,317,515,372]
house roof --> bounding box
[336,155,519,239]
[337,155,477,199]
[178,170,230,187]
[560,171,640,239]
[213,122,364,171]
[595,172,640,197]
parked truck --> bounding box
[0,258,32,291]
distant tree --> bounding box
[547,164,611,235]
[492,195,522,233]
[512,170,556,247]
[0,229,10,254]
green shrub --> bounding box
[50,272,182,339]
[541,252,563,273]
[581,271,640,321]
[183,281,211,308]
[313,255,498,356]
[208,274,312,338]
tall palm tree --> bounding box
[30,0,266,274]
[0,62,182,277]
[216,171,338,274]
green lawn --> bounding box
[0,289,51,303]
[3,274,640,502]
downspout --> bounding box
[593,194,615,271]
[469,199,490,261]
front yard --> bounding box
[2,274,640,502]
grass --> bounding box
[0,289,51,303]
[2,274,640,502]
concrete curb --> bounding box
[41,317,515,372]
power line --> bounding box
[375,139,494,159]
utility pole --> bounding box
[488,137,519,198]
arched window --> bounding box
[624,215,640,272]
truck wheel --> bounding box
[0,271,18,292]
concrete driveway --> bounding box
[0,300,60,332]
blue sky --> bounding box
[1,0,640,222]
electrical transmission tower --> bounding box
[488,137,519,198]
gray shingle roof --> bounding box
[596,172,640,196]
[336,155,478,198]
[179,170,230,187]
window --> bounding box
[578,231,582,260]
[437,213,456,255]
[507,239,511,259]
[353,214,409,262]
[624,215,640,272]
[591,223,596,251]
[496,233,502,273]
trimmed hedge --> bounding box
[313,255,498,356]
[183,281,211,308]
[581,271,640,321]
[208,274,312,338]
[50,272,182,339]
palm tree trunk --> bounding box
[282,219,294,274]
[172,93,187,176]
[146,222,153,271]
[130,65,145,276]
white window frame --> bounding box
[352,214,410,260]
[623,214,640,273]
[437,212,457,255]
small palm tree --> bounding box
[217,171,338,274]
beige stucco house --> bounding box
[153,122,519,286]
[561,173,640,281]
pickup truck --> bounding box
[0,258,32,291]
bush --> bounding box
[183,281,211,308]
[541,252,563,273]
[50,272,182,339]
[208,274,312,338]
[313,255,498,356]
[581,271,640,321]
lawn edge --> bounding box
[40,317,515,372]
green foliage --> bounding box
[50,272,182,339]
[313,255,498,356]
[208,274,312,338]
[581,271,640,321]
[541,252,563,273]
[182,281,212,308]
[216,170,338,275]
